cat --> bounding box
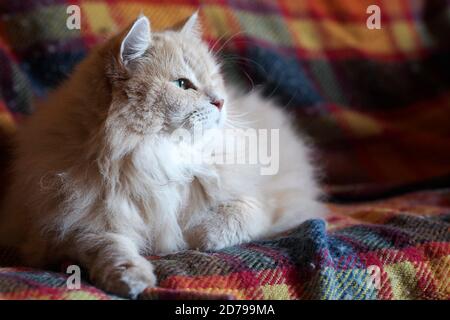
[0,13,325,298]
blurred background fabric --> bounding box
[0,0,449,300]
[0,0,449,200]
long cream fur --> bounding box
[0,14,325,298]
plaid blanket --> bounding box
[0,0,449,198]
[1,189,449,300]
[0,0,449,300]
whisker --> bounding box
[209,32,229,54]
[212,31,247,57]
[221,56,268,76]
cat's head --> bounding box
[102,13,227,138]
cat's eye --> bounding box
[173,78,196,91]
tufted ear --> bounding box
[180,11,202,40]
[120,15,151,64]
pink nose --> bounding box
[211,99,224,111]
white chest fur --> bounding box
[129,137,219,253]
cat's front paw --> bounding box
[92,257,156,299]
[188,210,252,251]
[186,200,267,251]
[200,225,250,251]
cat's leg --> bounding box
[187,197,270,250]
[70,232,156,299]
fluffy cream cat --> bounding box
[0,13,325,298]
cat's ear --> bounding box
[180,11,202,40]
[120,15,151,64]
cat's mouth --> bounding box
[184,108,223,131]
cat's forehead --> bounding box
[151,31,220,77]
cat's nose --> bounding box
[211,99,224,111]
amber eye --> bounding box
[173,78,196,90]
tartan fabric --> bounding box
[0,0,449,301]
[0,189,449,300]
[0,0,449,197]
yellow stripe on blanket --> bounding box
[384,261,420,300]
[82,2,118,35]
[111,3,195,31]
